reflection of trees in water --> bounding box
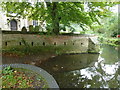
[89,61,119,88]
[53,71,85,88]
[53,60,119,88]
[100,45,118,64]
[81,61,119,88]
[41,45,119,88]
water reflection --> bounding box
[40,54,99,72]
[40,45,120,88]
[2,44,120,88]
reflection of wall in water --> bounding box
[43,54,99,72]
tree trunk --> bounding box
[51,2,60,35]
[46,2,60,35]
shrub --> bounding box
[29,25,34,32]
[34,26,40,32]
[21,27,27,33]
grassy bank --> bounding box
[98,36,120,46]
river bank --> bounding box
[98,36,120,46]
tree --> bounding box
[1,2,118,34]
[92,13,120,37]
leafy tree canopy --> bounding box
[1,2,119,34]
[92,13,120,37]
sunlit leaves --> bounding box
[1,2,118,34]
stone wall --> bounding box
[2,34,99,54]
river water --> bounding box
[40,44,120,88]
[2,44,120,88]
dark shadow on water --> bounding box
[39,53,99,72]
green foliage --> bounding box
[29,25,34,32]
[80,31,85,34]
[21,27,27,33]
[1,66,48,88]
[92,13,119,37]
[101,37,120,46]
[46,23,53,34]
[2,66,13,75]
[21,38,30,53]
[34,26,40,32]
[1,67,48,88]
[1,2,118,34]
[29,25,40,33]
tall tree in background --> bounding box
[1,2,118,34]
[92,13,120,37]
